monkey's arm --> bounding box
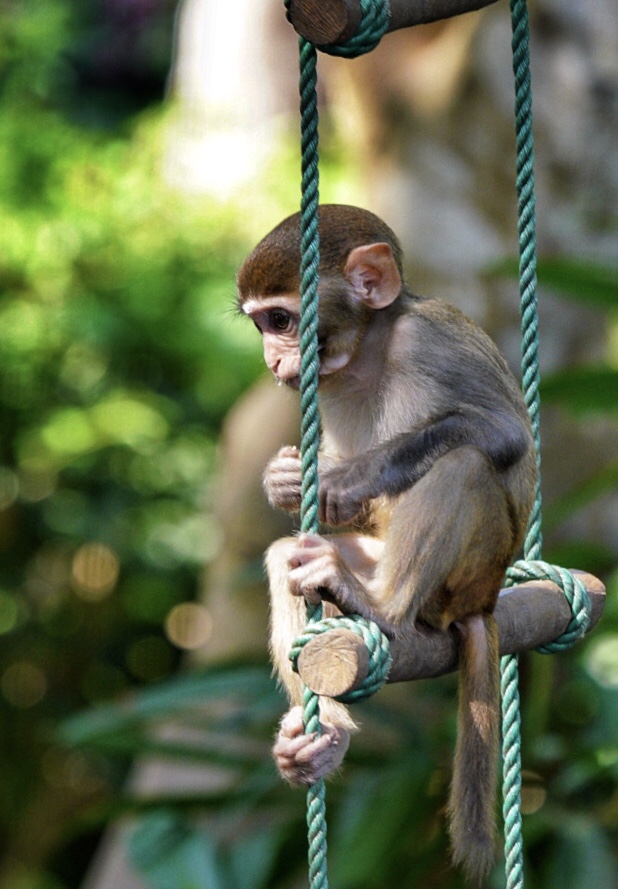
[319,408,530,525]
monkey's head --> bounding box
[237,205,405,388]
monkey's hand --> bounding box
[319,460,376,526]
[273,706,350,786]
[263,446,302,512]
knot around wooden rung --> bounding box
[286,0,389,58]
[290,614,392,702]
[505,560,592,652]
[294,571,605,699]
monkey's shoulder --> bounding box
[398,295,512,370]
[401,294,483,335]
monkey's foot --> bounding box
[273,705,350,786]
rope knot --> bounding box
[505,559,592,653]
[290,614,392,702]
[286,0,390,59]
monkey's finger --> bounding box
[274,731,319,760]
[269,457,302,472]
[266,468,302,487]
[288,563,329,599]
[291,732,337,765]
[288,578,322,606]
[275,728,336,769]
[295,532,326,549]
[276,445,300,459]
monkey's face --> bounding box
[238,234,403,389]
[241,293,358,388]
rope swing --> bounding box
[282,2,595,887]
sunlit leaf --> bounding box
[90,394,169,446]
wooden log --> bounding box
[295,571,605,697]
[285,0,501,46]
[297,628,370,697]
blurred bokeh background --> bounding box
[0,2,616,888]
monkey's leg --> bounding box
[265,536,361,785]
[378,446,513,628]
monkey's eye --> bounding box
[268,309,293,332]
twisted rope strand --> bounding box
[295,35,329,889]
[511,0,542,563]
[501,3,539,886]
[284,5,394,886]
[506,561,591,652]
[298,38,321,544]
[504,8,592,886]
[500,652,525,889]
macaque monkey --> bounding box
[237,205,536,881]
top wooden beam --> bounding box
[286,0,500,46]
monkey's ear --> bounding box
[344,243,402,309]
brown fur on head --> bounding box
[236,204,405,303]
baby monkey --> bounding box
[237,205,536,881]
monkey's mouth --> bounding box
[276,375,301,390]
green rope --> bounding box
[284,3,391,887]
[295,33,328,889]
[284,3,591,889]
[500,3,538,884]
[502,4,591,887]
[507,561,591,653]
[284,0,389,59]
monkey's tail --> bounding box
[448,612,500,883]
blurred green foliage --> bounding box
[0,2,267,885]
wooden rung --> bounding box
[296,571,606,698]
[285,0,500,46]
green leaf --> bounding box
[491,257,618,308]
[59,666,280,747]
[227,826,283,889]
[540,366,618,414]
[536,258,618,309]
[128,811,226,889]
[329,758,432,887]
[544,816,616,889]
